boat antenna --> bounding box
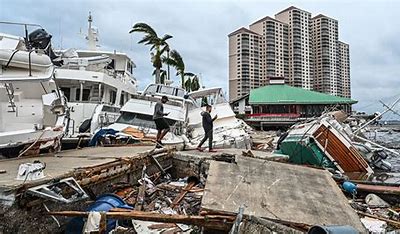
[86,12,99,50]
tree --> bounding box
[130,23,172,84]
[163,49,195,90]
[152,69,167,85]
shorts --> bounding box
[154,118,170,130]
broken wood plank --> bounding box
[170,181,196,209]
[99,212,107,234]
[148,223,177,230]
[356,211,400,228]
[47,210,235,231]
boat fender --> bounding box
[342,181,357,194]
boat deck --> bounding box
[201,156,366,232]
[0,146,153,191]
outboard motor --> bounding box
[27,28,62,66]
[371,150,392,171]
[28,28,52,50]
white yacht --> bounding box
[107,84,190,148]
[105,84,252,150]
[187,87,252,149]
[0,23,68,157]
[55,13,137,145]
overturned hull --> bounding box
[278,115,374,173]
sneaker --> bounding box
[209,149,217,153]
[196,147,204,152]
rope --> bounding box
[17,129,48,157]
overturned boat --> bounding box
[0,23,68,157]
[277,111,393,173]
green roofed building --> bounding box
[231,77,357,129]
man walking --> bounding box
[196,104,217,152]
[153,96,170,147]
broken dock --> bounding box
[0,146,367,232]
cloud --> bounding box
[1,0,400,114]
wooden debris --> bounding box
[99,212,107,234]
[47,210,235,231]
[357,211,400,228]
[148,223,177,230]
[170,181,196,209]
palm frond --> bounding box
[129,23,158,37]
[184,72,195,77]
[161,34,173,42]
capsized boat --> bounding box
[276,111,393,173]
[0,23,68,157]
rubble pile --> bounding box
[109,175,205,233]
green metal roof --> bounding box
[249,85,357,105]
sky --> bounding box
[1,0,400,115]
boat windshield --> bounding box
[116,112,176,129]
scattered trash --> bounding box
[365,194,390,208]
[360,217,387,233]
[16,161,46,181]
[27,177,88,203]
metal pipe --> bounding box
[79,82,83,101]
[28,50,33,76]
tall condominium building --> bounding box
[311,14,339,96]
[249,17,289,85]
[228,6,350,101]
[228,27,262,100]
[338,41,350,98]
[275,7,312,89]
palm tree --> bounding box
[163,50,195,90]
[184,75,200,92]
[152,69,167,85]
[130,23,172,84]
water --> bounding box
[366,129,400,172]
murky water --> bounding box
[366,130,400,172]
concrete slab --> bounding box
[0,146,153,190]
[201,156,366,232]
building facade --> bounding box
[228,6,350,101]
[228,28,262,101]
[275,7,312,89]
[338,41,351,98]
[311,14,339,96]
[249,16,289,85]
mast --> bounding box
[86,12,98,51]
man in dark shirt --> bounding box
[196,104,218,152]
[153,96,170,147]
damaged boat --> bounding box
[55,13,137,146]
[98,84,252,149]
[0,23,68,157]
[277,111,394,173]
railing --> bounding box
[246,113,301,119]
